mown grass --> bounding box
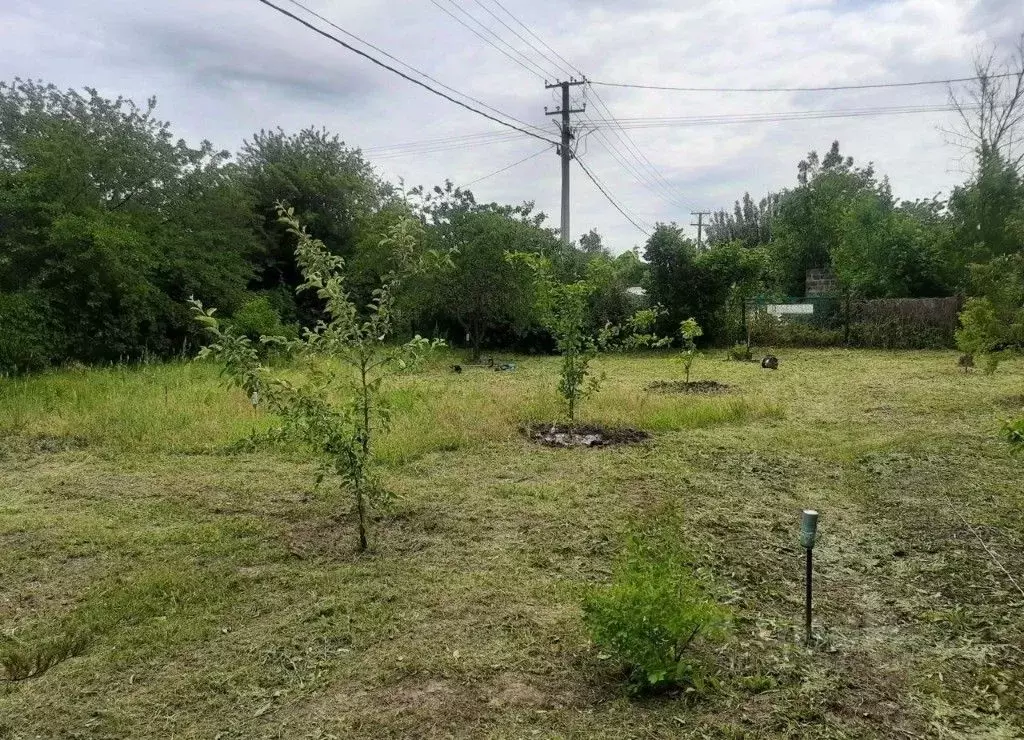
[0,349,1022,738]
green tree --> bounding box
[770,141,880,295]
[579,228,607,255]
[832,193,947,299]
[643,223,701,333]
[236,127,393,322]
[512,253,663,426]
[412,181,558,359]
[0,78,258,363]
[706,192,780,248]
[679,318,703,384]
[192,209,445,551]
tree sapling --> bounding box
[191,207,445,550]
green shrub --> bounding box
[0,292,62,374]
[228,295,294,342]
[582,517,729,693]
[848,319,949,350]
[956,297,1017,373]
[1002,416,1024,452]
[728,342,753,361]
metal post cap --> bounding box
[800,509,819,549]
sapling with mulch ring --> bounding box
[679,317,703,385]
[508,252,666,440]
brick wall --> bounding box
[805,268,837,296]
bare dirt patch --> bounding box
[524,423,649,448]
[648,380,731,394]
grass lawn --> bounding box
[1,349,1022,738]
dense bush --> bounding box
[0,292,62,374]
[749,313,843,348]
[727,342,753,361]
[582,517,728,693]
[228,295,294,342]
[749,310,953,349]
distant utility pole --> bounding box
[691,211,711,251]
[545,78,586,246]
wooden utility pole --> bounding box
[545,78,586,245]
[691,211,711,251]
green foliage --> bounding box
[229,295,294,345]
[956,298,1010,373]
[749,312,844,348]
[0,292,62,374]
[511,252,665,425]
[770,141,883,295]
[705,191,780,248]
[193,207,445,550]
[237,127,392,321]
[1001,415,1024,451]
[0,78,257,364]
[728,342,753,362]
[679,318,703,384]
[832,193,947,299]
[582,515,729,693]
[410,182,557,359]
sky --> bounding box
[3,0,1023,253]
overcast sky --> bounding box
[3,0,1023,252]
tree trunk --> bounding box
[471,316,482,362]
[355,485,368,551]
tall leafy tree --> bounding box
[643,223,701,334]
[770,141,882,295]
[706,192,780,248]
[236,127,393,321]
[411,181,558,359]
[0,78,257,366]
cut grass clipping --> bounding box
[582,509,729,694]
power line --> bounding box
[470,5,697,214]
[425,0,550,81]
[583,86,696,212]
[363,131,524,156]
[591,103,966,130]
[465,146,552,186]
[576,155,652,236]
[586,128,691,213]
[469,0,565,80]
[471,4,696,221]
[487,0,582,79]
[282,0,551,139]
[590,71,1024,93]
[254,0,558,146]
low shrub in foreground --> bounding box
[582,517,729,694]
[1002,416,1024,451]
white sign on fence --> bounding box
[766,303,814,317]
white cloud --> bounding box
[1,0,1022,252]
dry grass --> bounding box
[0,349,1022,738]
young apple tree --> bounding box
[191,207,445,551]
[511,253,665,427]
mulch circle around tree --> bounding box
[523,423,649,448]
[647,380,731,394]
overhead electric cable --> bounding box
[590,71,1023,93]
[282,0,552,139]
[576,156,652,236]
[465,146,552,186]
[425,0,550,81]
[469,0,565,80]
[254,0,558,145]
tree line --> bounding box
[1,40,1023,372]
